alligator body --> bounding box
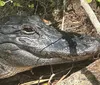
[0,15,99,78]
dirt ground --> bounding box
[0,0,100,85]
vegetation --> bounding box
[0,0,63,18]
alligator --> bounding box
[0,15,99,79]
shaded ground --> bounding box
[51,0,99,36]
[0,0,100,85]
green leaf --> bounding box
[28,4,34,8]
[97,0,100,2]
[0,0,5,6]
[13,2,22,7]
[86,0,92,3]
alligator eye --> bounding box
[22,25,33,32]
[22,25,35,34]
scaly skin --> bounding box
[0,15,99,78]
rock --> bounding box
[56,59,100,85]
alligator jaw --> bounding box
[0,56,68,79]
[0,15,100,79]
[0,55,95,79]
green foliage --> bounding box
[0,0,5,6]
[28,4,34,8]
[0,0,62,18]
[86,0,92,3]
[97,0,100,2]
[13,2,22,7]
[0,0,35,8]
[0,0,13,6]
[86,0,100,3]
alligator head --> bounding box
[0,15,99,78]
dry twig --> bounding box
[20,79,49,85]
[55,64,73,85]
[48,73,55,85]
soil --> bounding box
[0,0,100,85]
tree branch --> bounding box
[80,0,100,34]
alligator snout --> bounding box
[0,15,99,78]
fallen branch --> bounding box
[80,0,100,34]
[61,0,66,31]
